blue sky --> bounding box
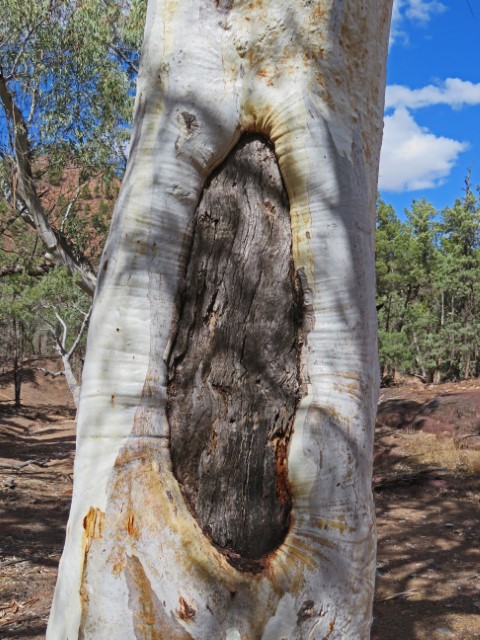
[379,0,480,216]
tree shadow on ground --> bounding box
[0,618,48,639]
[372,461,480,639]
[0,410,74,639]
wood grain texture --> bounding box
[167,134,302,566]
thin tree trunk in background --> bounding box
[12,319,22,408]
[13,353,21,408]
[46,305,90,409]
[56,348,81,408]
[385,293,392,333]
[48,2,393,638]
[413,331,426,380]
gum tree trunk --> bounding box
[48,1,393,638]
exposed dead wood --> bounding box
[34,368,64,378]
[167,134,303,565]
[373,467,448,490]
[376,589,418,602]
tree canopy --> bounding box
[0,0,146,293]
[377,172,480,383]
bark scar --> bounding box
[167,134,305,567]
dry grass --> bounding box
[403,431,480,474]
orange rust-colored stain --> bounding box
[257,69,269,79]
[124,548,194,638]
[311,3,328,23]
[304,47,325,63]
[322,617,336,639]
[321,405,344,425]
[112,559,126,576]
[332,380,360,398]
[79,508,105,620]
[83,506,105,550]
[275,440,290,506]
[177,596,196,621]
[126,556,161,637]
[126,512,138,537]
[315,519,355,535]
[256,67,274,80]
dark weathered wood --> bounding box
[214,0,234,12]
[167,134,302,568]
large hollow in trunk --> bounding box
[167,135,302,566]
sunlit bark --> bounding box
[48,1,393,638]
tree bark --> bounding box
[167,134,299,565]
[48,1,393,638]
[56,348,81,408]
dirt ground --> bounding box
[1,363,479,639]
[0,360,75,639]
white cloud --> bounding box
[390,0,405,45]
[386,78,480,110]
[404,0,447,23]
[379,107,468,192]
[384,5,473,193]
[390,0,446,45]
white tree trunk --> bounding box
[56,349,81,407]
[48,2,392,638]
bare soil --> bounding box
[1,364,479,639]
[0,360,75,639]
[373,381,480,640]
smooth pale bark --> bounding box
[48,1,393,638]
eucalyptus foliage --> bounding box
[0,0,146,293]
[0,0,145,173]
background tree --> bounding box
[376,197,414,378]
[0,0,145,401]
[376,172,480,384]
[0,265,92,405]
[0,0,145,294]
[438,172,480,379]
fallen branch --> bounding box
[0,598,40,627]
[0,262,54,278]
[0,559,29,570]
[0,459,51,470]
[373,467,448,490]
[34,367,64,378]
[376,589,417,602]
